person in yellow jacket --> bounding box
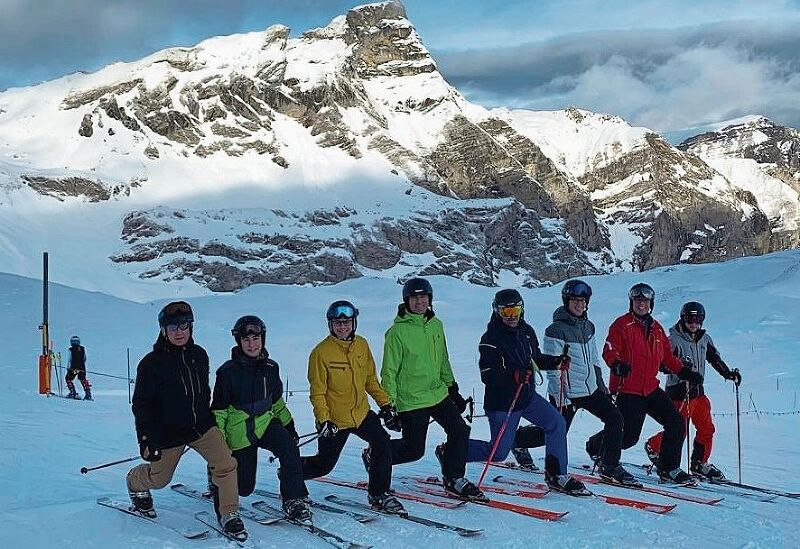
[301,300,406,515]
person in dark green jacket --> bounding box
[379,277,486,500]
[211,315,312,525]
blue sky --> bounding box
[1,0,799,134]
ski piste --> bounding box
[490,475,677,515]
[324,494,483,537]
[491,462,722,505]
[96,497,209,539]
[405,475,548,499]
[401,477,568,521]
[252,500,371,549]
[170,483,282,524]
[194,510,251,547]
[252,488,377,523]
[312,477,466,509]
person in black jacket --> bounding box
[211,315,312,525]
[465,289,588,496]
[126,301,247,542]
[65,335,91,400]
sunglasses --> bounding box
[329,304,357,319]
[166,321,192,333]
[497,304,523,318]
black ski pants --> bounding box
[301,411,392,497]
[232,418,308,500]
[616,388,685,471]
[390,396,469,480]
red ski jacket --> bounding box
[602,312,684,396]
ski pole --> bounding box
[557,344,570,414]
[477,381,525,489]
[735,379,742,483]
[80,455,140,474]
[269,433,320,463]
[298,430,318,440]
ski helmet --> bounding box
[158,301,194,328]
[628,283,655,312]
[231,315,266,347]
[561,279,592,307]
[326,300,359,338]
[402,277,433,304]
[492,289,524,318]
[70,335,80,346]
[680,301,706,324]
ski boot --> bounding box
[599,463,642,487]
[83,388,93,401]
[657,467,694,484]
[511,447,539,471]
[546,473,592,496]
[368,491,407,516]
[66,388,79,399]
[128,489,156,518]
[283,498,313,526]
[219,511,248,542]
[691,461,726,480]
[443,477,488,502]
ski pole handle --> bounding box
[80,455,140,474]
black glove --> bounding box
[680,356,694,369]
[448,383,469,414]
[724,368,742,387]
[678,367,703,385]
[139,439,162,463]
[379,404,402,432]
[611,360,632,378]
[284,420,300,443]
[317,420,339,438]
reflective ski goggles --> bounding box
[497,304,523,318]
[240,324,264,337]
[684,314,704,325]
[567,281,592,298]
[328,304,357,319]
[629,286,655,300]
[165,321,192,333]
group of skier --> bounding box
[124,277,741,542]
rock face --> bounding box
[0,2,797,291]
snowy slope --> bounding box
[2,249,799,548]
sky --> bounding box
[1,1,799,135]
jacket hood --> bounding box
[394,303,435,324]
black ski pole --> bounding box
[735,378,742,483]
[269,433,320,463]
[80,455,140,474]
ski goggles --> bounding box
[329,304,357,319]
[683,314,704,325]
[567,281,592,299]
[165,321,192,333]
[159,301,194,326]
[240,324,264,338]
[497,304,523,318]
[628,286,655,301]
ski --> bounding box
[170,483,282,524]
[324,494,482,537]
[312,477,466,509]
[194,510,251,547]
[405,475,549,499]
[572,466,723,505]
[252,500,371,549]
[252,489,377,523]
[707,478,800,499]
[97,497,209,539]
[491,475,677,514]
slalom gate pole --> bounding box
[735,381,742,483]
[477,381,525,489]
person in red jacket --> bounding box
[602,283,702,484]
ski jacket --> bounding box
[211,347,293,451]
[479,314,562,412]
[602,312,684,396]
[308,334,389,430]
[68,344,86,371]
[132,334,215,450]
[543,306,608,401]
[381,305,455,413]
[666,322,732,401]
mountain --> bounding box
[0,1,791,295]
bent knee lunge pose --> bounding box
[211,315,311,525]
[127,301,246,542]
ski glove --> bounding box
[379,404,402,432]
[611,360,632,378]
[285,420,300,443]
[513,368,533,385]
[724,368,742,387]
[678,367,703,385]
[448,383,469,414]
[139,440,162,462]
[317,420,339,438]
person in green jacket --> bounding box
[211,315,312,525]
[379,277,486,500]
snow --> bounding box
[2,249,800,548]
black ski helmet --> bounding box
[158,300,194,328]
[492,288,523,312]
[326,300,359,338]
[628,283,655,312]
[402,277,433,304]
[231,315,266,348]
[680,301,706,324]
[561,279,592,307]
[70,335,80,346]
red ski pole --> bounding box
[477,381,525,489]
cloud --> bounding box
[436,19,800,132]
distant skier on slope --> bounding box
[602,283,703,484]
[645,301,742,480]
[465,288,589,496]
[126,301,247,542]
[65,335,91,400]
